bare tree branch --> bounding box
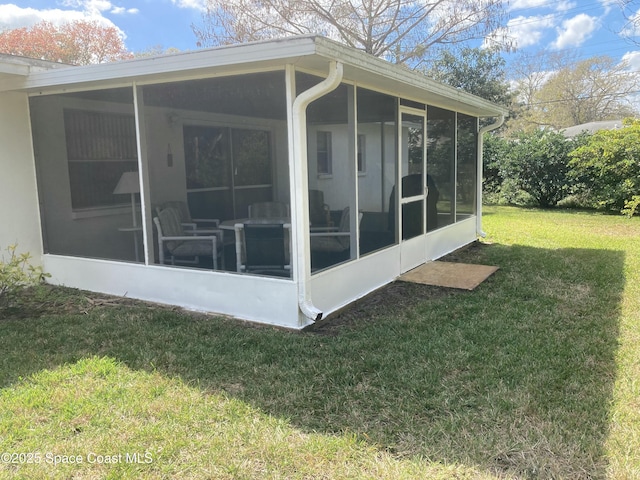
[193,0,507,66]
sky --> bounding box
[0,0,639,74]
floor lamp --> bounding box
[113,171,142,261]
[113,171,140,227]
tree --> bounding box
[569,118,640,213]
[511,56,639,131]
[193,0,509,66]
[425,46,512,104]
[504,50,570,133]
[133,46,181,58]
[0,20,132,65]
[482,132,510,195]
[617,0,640,43]
[501,129,576,208]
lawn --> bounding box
[0,206,639,479]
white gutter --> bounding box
[476,114,505,238]
[291,60,344,324]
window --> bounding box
[357,134,366,173]
[64,109,138,210]
[317,131,332,175]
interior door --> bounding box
[398,109,427,273]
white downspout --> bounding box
[291,61,344,324]
[476,114,505,238]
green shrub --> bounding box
[501,129,575,208]
[0,244,48,308]
[622,195,640,218]
[570,118,640,214]
[482,132,510,194]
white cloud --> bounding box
[171,0,207,11]
[555,1,577,12]
[488,14,557,50]
[551,13,598,49]
[509,0,575,11]
[111,7,140,15]
[508,0,552,9]
[0,4,95,29]
[598,0,617,15]
[0,2,137,34]
[621,51,640,72]
[621,8,640,37]
[61,0,139,16]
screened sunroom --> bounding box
[4,36,507,328]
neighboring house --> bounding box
[0,35,507,329]
[562,120,623,138]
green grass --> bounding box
[0,206,639,479]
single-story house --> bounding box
[562,119,623,138]
[0,35,507,329]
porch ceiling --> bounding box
[17,35,507,119]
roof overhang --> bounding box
[7,35,508,118]
[0,54,72,91]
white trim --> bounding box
[310,246,399,318]
[42,254,303,328]
[21,39,318,92]
[18,36,507,119]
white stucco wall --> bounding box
[0,91,43,262]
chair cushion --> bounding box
[163,201,191,223]
[310,236,348,252]
[158,207,184,250]
[170,240,214,257]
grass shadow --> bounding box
[0,241,624,478]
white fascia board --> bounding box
[0,56,70,91]
[0,63,29,76]
[0,55,37,92]
[20,36,319,93]
[17,34,507,118]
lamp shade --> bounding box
[113,171,140,195]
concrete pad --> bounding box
[399,261,499,290]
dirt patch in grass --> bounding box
[309,282,459,335]
[309,242,490,335]
[0,284,174,321]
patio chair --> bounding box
[154,207,223,269]
[160,200,220,234]
[310,207,360,253]
[308,189,332,227]
[234,222,291,276]
[248,201,290,219]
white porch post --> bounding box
[133,83,153,265]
